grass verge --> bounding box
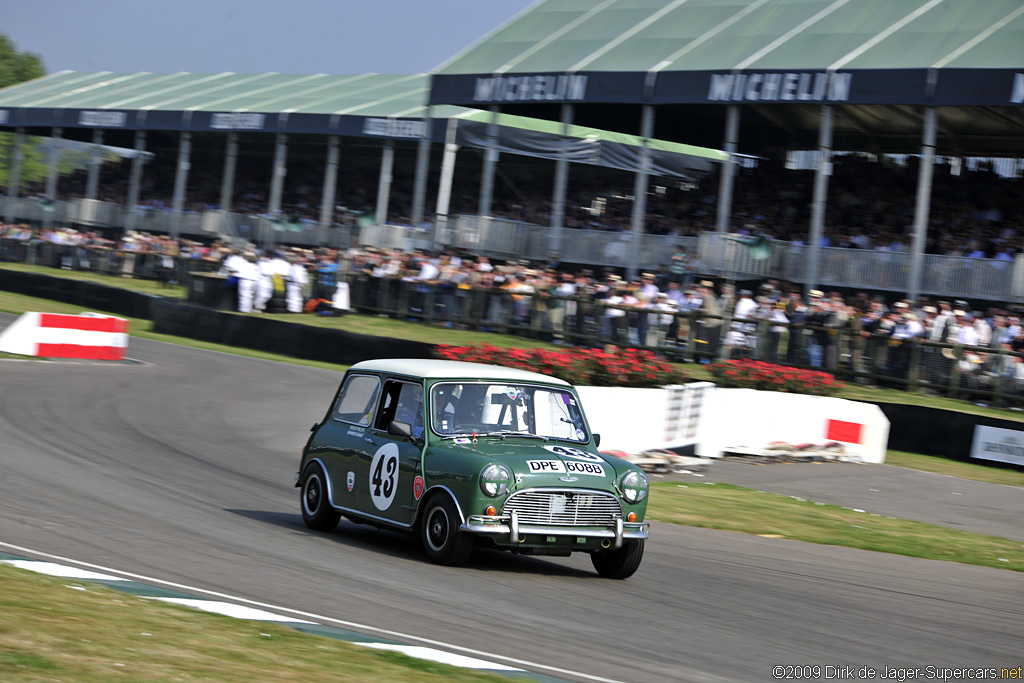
[0,563,509,683]
[646,481,1024,572]
[884,450,1024,487]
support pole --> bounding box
[268,133,288,217]
[410,109,432,227]
[44,128,62,228]
[375,139,394,226]
[125,131,146,231]
[908,107,937,304]
[550,103,573,257]
[45,128,62,199]
[4,128,26,224]
[805,105,833,299]
[171,131,192,241]
[477,105,499,229]
[85,129,104,201]
[434,117,459,250]
[220,132,238,213]
[715,106,739,233]
[319,135,340,229]
[627,105,655,281]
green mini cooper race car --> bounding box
[297,359,649,578]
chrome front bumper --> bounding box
[462,510,649,549]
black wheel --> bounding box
[421,494,474,566]
[300,462,340,532]
[591,539,644,579]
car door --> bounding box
[357,378,424,527]
[307,372,382,513]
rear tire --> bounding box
[591,539,644,579]
[300,462,340,532]
[421,494,474,566]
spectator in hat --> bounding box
[601,283,628,346]
[785,291,808,365]
[803,297,834,368]
[694,280,721,361]
[646,292,676,349]
[734,289,757,321]
[286,254,310,313]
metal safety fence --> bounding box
[337,274,1024,410]
[3,241,1022,410]
[0,238,221,284]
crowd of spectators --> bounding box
[5,220,1022,402]
[4,142,1021,260]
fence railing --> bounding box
[0,238,221,283]
[4,240,1023,411]
[334,272,1024,410]
[695,232,1024,303]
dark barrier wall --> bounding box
[150,299,434,366]
[872,402,1024,463]
[0,269,156,319]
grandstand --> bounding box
[1,0,1022,301]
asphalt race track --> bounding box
[0,320,1021,682]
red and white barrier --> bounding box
[0,312,129,360]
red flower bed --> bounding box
[709,359,843,396]
[434,344,688,388]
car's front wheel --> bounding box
[300,462,341,532]
[591,539,644,579]
[421,494,474,566]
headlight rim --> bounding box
[621,470,649,503]
[479,463,512,497]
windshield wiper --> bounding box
[483,430,550,441]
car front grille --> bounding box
[503,489,621,526]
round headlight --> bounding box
[621,470,649,503]
[480,463,511,497]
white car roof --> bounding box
[348,358,571,386]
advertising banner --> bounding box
[970,425,1024,466]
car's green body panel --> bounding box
[298,360,649,556]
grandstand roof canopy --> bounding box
[0,70,725,178]
[430,0,1024,154]
[0,72,454,139]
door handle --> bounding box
[364,436,375,444]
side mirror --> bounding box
[593,433,601,448]
[310,422,320,432]
[388,420,414,439]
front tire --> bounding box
[591,539,644,579]
[421,494,474,566]
[300,462,340,532]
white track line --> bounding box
[0,541,627,683]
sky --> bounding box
[1,0,537,76]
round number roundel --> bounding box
[369,443,400,511]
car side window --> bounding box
[333,374,381,425]
[375,380,424,438]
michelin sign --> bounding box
[473,74,588,103]
[707,72,852,102]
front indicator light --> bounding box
[627,512,637,522]
[485,506,497,516]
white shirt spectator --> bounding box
[418,260,440,281]
[956,323,979,346]
[734,296,757,320]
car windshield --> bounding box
[430,382,589,442]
